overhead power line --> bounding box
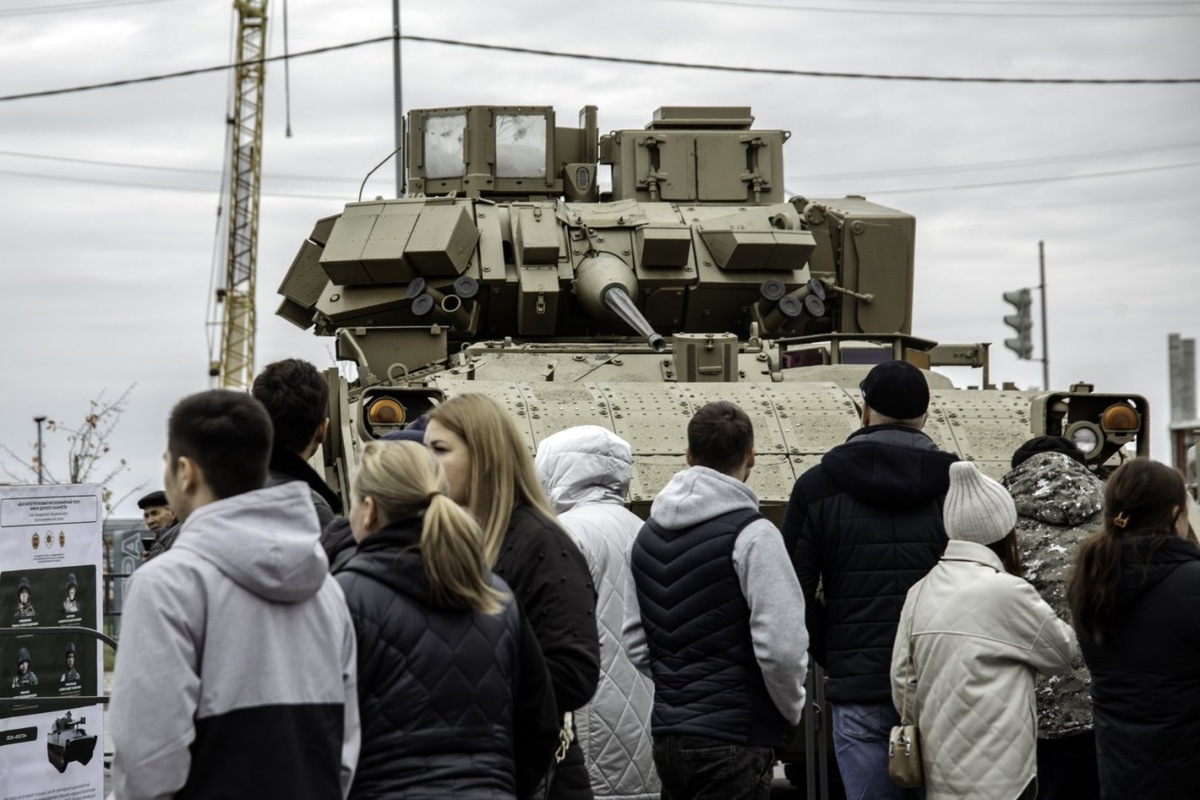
[0,35,391,102]
[5,140,1198,184]
[1,33,1197,103]
[0,0,183,17]
[6,157,1198,200]
[844,160,1200,195]
[652,0,1200,18]
[403,36,1200,84]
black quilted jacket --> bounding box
[782,424,957,703]
[494,505,601,800]
[1078,536,1200,799]
[335,519,560,799]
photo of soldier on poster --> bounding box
[10,646,38,693]
[1,567,98,713]
[13,576,36,621]
[60,573,80,619]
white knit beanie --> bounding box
[943,461,1017,545]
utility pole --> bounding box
[392,0,404,196]
[33,415,46,485]
[1039,240,1050,390]
[1169,333,1197,423]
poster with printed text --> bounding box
[0,485,104,800]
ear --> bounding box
[361,495,379,532]
[175,456,202,496]
[860,405,871,427]
[684,447,694,467]
[315,418,330,447]
[746,446,757,470]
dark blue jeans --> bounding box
[832,702,913,800]
[653,735,775,800]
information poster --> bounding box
[0,485,104,800]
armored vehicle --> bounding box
[46,711,97,773]
[276,104,1149,794]
[278,104,1148,505]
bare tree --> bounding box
[2,385,138,511]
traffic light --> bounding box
[1003,288,1034,359]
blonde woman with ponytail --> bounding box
[335,440,560,800]
[425,394,602,800]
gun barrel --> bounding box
[603,286,667,352]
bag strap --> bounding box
[897,578,927,726]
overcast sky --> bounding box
[1,0,1197,518]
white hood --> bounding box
[535,425,633,514]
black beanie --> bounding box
[1010,435,1087,469]
[859,360,930,420]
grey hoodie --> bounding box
[109,482,359,800]
[623,466,810,724]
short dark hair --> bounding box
[687,401,754,474]
[168,390,272,499]
[251,359,328,454]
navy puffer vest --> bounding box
[631,508,792,747]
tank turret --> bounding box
[275,103,1149,496]
[277,105,921,379]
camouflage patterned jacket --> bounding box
[1003,451,1103,739]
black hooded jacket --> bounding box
[335,520,560,800]
[1077,535,1200,799]
[782,424,957,703]
[266,449,343,529]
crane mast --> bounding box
[210,0,268,389]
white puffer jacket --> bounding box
[891,540,1079,800]
[536,426,660,800]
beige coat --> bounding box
[891,540,1079,800]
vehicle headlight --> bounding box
[1067,421,1103,459]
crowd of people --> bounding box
[105,358,1200,800]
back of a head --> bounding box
[355,439,447,522]
[535,425,634,511]
[943,461,1018,546]
[1102,457,1187,537]
[168,390,272,500]
[354,439,501,613]
[1010,435,1086,470]
[688,401,754,475]
[251,359,328,454]
[944,460,1023,574]
[859,360,930,425]
[1069,457,1188,646]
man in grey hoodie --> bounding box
[625,401,809,800]
[108,390,359,800]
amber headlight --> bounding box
[1101,402,1140,432]
[366,397,406,425]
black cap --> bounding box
[137,490,169,509]
[66,573,77,589]
[1011,435,1087,469]
[381,429,426,444]
[18,577,31,593]
[65,641,76,655]
[859,360,930,420]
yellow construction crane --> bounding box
[209,0,268,389]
